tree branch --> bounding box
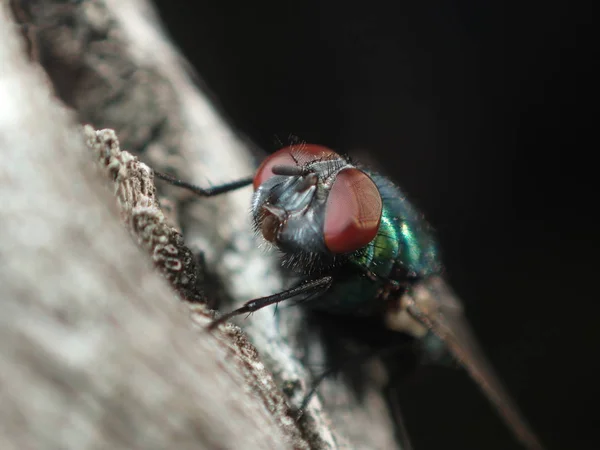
[2,1,400,448]
[0,4,310,448]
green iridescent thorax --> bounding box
[351,207,400,277]
[313,172,442,315]
[351,172,442,278]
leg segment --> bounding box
[154,170,253,197]
[208,276,333,330]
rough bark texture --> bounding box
[1,1,399,449]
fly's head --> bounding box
[251,144,383,272]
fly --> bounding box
[154,144,544,450]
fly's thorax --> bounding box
[348,207,402,278]
[346,172,443,284]
[366,172,443,278]
[250,145,384,273]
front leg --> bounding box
[208,276,333,330]
[154,170,253,197]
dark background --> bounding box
[152,1,593,449]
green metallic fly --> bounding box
[155,144,544,450]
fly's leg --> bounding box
[296,363,340,417]
[208,276,333,330]
[154,170,253,197]
[285,286,330,308]
[296,347,374,417]
[296,342,415,417]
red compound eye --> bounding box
[324,168,382,253]
[253,144,338,190]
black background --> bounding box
[152,1,593,449]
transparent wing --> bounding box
[404,276,544,450]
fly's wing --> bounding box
[404,276,544,450]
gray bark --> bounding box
[1,1,399,448]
